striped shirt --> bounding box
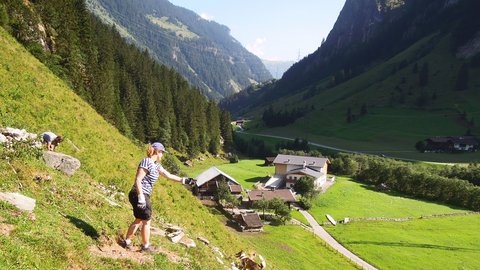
[132,158,163,195]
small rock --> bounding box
[0,134,7,144]
[179,236,196,248]
[166,225,183,233]
[168,231,185,243]
[216,257,224,265]
[33,173,52,183]
[150,226,166,237]
[197,236,210,245]
[184,160,193,167]
[212,246,224,258]
[0,192,36,212]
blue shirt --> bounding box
[133,158,163,195]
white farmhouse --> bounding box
[265,154,329,190]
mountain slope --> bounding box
[0,26,249,269]
[86,0,272,100]
[221,0,480,162]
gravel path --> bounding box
[299,210,378,270]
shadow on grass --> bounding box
[66,215,99,240]
[245,176,268,183]
[346,241,480,252]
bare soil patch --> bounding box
[0,223,15,236]
[89,237,184,265]
[89,244,153,264]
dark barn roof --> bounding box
[229,184,243,193]
[241,213,263,228]
[248,189,296,203]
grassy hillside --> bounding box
[239,34,480,163]
[0,26,252,269]
[0,27,358,269]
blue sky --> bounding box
[168,0,346,61]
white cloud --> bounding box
[200,12,214,21]
[246,37,267,57]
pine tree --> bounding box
[220,110,233,150]
[206,101,221,154]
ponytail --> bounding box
[146,145,156,157]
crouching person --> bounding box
[121,142,194,252]
[40,131,63,151]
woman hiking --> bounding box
[121,142,193,252]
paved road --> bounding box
[299,210,378,270]
[237,131,456,165]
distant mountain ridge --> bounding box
[222,0,480,111]
[220,0,480,161]
[86,0,272,100]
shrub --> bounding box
[298,197,312,210]
[294,176,315,197]
[229,154,239,163]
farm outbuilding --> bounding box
[194,167,243,197]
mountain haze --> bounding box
[261,59,295,79]
[86,0,272,100]
[221,0,480,162]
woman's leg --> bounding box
[125,218,142,240]
[141,219,151,247]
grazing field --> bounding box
[326,215,480,270]
[310,176,479,269]
[241,225,359,270]
[310,176,468,224]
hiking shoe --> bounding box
[119,239,133,251]
[140,245,159,253]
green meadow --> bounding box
[310,176,468,224]
[242,225,359,270]
[327,216,480,270]
[311,176,480,269]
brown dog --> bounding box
[236,251,266,270]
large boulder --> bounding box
[0,192,36,212]
[43,151,81,177]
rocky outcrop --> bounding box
[43,151,81,177]
[166,224,197,248]
[0,192,36,212]
[0,127,40,146]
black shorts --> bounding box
[128,190,152,220]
